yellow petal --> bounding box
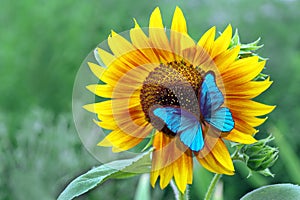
[214,45,240,72]
[228,99,276,116]
[171,6,187,34]
[86,84,113,98]
[97,49,137,85]
[130,18,148,46]
[159,165,174,189]
[108,30,136,57]
[198,26,216,55]
[182,45,211,67]
[97,48,146,82]
[90,98,147,130]
[82,103,97,113]
[108,31,155,70]
[232,117,257,135]
[173,150,193,193]
[222,58,266,85]
[196,137,234,175]
[170,7,194,57]
[243,116,268,127]
[97,48,116,68]
[100,56,152,87]
[93,118,117,130]
[223,129,257,144]
[150,132,163,188]
[87,62,106,79]
[101,66,142,87]
[225,78,273,99]
[151,131,193,193]
[211,24,232,58]
[149,7,164,29]
[130,19,160,63]
[150,170,159,188]
[86,83,142,99]
[97,106,145,122]
[83,100,139,114]
[149,7,174,61]
[98,128,145,152]
[151,132,170,188]
[152,132,172,169]
[207,135,234,171]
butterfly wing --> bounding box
[179,122,204,152]
[152,107,181,133]
[205,107,234,132]
[200,71,224,116]
[200,71,234,132]
[153,107,204,151]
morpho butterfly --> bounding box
[152,71,234,152]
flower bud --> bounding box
[241,135,279,176]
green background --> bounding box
[1,0,299,199]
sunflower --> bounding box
[84,7,275,193]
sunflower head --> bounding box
[83,6,275,193]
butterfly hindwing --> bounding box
[205,107,234,132]
[152,107,204,151]
[200,71,234,132]
[179,122,204,152]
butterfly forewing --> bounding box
[200,71,224,118]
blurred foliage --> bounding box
[1,0,300,199]
[0,108,97,199]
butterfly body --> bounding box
[152,71,234,152]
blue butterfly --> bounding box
[152,71,234,152]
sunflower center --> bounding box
[140,60,204,134]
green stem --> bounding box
[170,180,189,200]
[204,173,222,200]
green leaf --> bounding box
[256,168,274,177]
[240,184,300,200]
[57,149,152,200]
[240,38,263,51]
[254,73,269,81]
[229,28,240,48]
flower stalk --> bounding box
[170,180,189,200]
[204,173,222,200]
